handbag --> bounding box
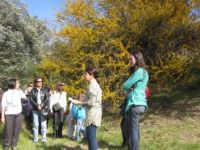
[41,107,50,119]
[53,102,61,111]
[53,91,62,111]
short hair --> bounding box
[34,77,43,83]
[7,79,18,89]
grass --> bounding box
[0,87,200,150]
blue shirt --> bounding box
[71,104,86,119]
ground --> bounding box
[0,88,200,150]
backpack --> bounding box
[145,86,150,101]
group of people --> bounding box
[0,67,102,150]
[0,50,149,150]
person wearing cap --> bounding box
[30,77,49,142]
[50,82,67,138]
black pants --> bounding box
[3,114,22,148]
[120,116,129,146]
[53,108,64,137]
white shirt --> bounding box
[37,88,41,105]
[1,89,26,115]
[50,91,67,111]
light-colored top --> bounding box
[37,88,42,105]
[85,78,102,127]
[1,89,26,115]
[123,68,149,112]
[50,91,67,111]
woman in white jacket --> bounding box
[50,82,67,138]
[1,79,26,150]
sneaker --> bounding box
[33,140,38,143]
[3,147,9,150]
[12,147,17,150]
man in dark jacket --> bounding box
[30,77,49,142]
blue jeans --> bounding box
[32,110,47,142]
[76,119,86,140]
[128,106,145,150]
[86,124,97,150]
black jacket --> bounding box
[30,87,50,111]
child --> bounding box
[71,94,86,141]
[66,101,76,139]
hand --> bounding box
[38,105,41,110]
[1,117,5,124]
[68,97,74,102]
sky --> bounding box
[22,0,65,28]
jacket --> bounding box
[30,87,50,111]
[123,68,149,112]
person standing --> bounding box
[66,101,76,139]
[1,79,26,150]
[123,50,149,150]
[71,94,86,141]
[50,82,67,138]
[69,67,102,150]
[30,77,49,142]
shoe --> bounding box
[41,139,46,143]
[121,142,128,147]
[12,147,17,150]
[3,147,9,150]
[33,140,38,143]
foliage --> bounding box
[38,0,200,109]
[0,0,50,85]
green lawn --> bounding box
[0,88,200,150]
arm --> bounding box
[41,91,49,109]
[68,97,87,105]
[122,68,144,91]
[1,93,6,124]
[49,93,54,112]
[19,89,26,102]
[63,92,67,112]
[30,89,39,108]
[1,107,5,124]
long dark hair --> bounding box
[86,67,100,84]
[129,50,146,75]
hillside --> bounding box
[0,88,200,150]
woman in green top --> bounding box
[123,51,149,150]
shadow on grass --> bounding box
[79,138,125,150]
[36,143,83,150]
[141,87,200,121]
[98,140,127,150]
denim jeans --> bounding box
[121,116,129,146]
[66,114,76,138]
[127,106,145,150]
[76,119,86,140]
[86,124,97,150]
[32,110,47,142]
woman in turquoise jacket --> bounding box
[123,50,149,150]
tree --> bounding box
[39,0,200,109]
[0,0,50,84]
